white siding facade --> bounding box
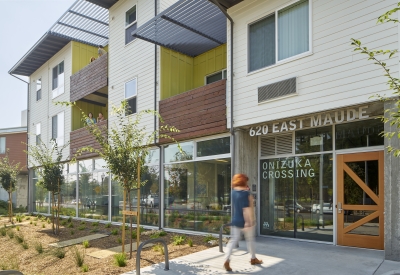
[228,0,398,128]
[29,43,72,165]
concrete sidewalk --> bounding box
[122,237,400,275]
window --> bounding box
[206,70,227,85]
[197,137,230,157]
[125,6,137,45]
[125,78,137,115]
[36,123,41,145]
[0,137,5,154]
[36,78,42,101]
[51,112,64,146]
[249,0,310,72]
[52,61,64,98]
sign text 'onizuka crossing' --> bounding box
[261,158,315,179]
[249,106,369,136]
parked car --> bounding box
[312,203,333,214]
[285,200,305,213]
[145,194,159,208]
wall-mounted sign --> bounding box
[249,105,371,136]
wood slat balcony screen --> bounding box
[70,53,108,102]
[70,120,107,160]
[159,79,227,143]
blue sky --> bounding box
[0,0,75,129]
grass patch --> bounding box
[7,230,14,239]
[80,221,86,225]
[78,225,86,231]
[111,229,118,235]
[60,220,68,226]
[70,230,75,235]
[0,228,6,236]
[172,235,186,246]
[67,216,72,223]
[92,221,99,226]
[22,241,29,249]
[34,242,43,254]
[52,247,66,259]
[15,234,24,244]
[150,230,167,239]
[117,237,122,244]
[82,240,90,248]
[71,246,85,267]
[204,234,217,243]
[42,223,46,228]
[153,243,165,255]
[67,223,74,228]
[82,264,89,272]
[105,222,111,228]
[187,238,193,247]
[114,253,127,267]
[16,226,20,231]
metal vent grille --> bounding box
[276,134,293,155]
[258,77,296,103]
[261,137,275,157]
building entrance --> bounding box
[337,151,384,249]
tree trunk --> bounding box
[57,179,60,235]
[129,190,133,259]
[137,158,141,255]
[122,187,126,254]
[8,192,12,224]
[51,192,55,234]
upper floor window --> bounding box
[36,123,41,145]
[36,78,42,101]
[52,61,64,98]
[0,137,5,154]
[125,78,137,116]
[125,6,137,45]
[249,0,310,72]
[52,112,64,146]
[206,70,227,85]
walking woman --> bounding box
[223,173,263,271]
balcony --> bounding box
[70,120,107,160]
[159,79,227,142]
[70,53,108,105]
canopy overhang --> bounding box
[9,0,109,76]
[132,0,228,57]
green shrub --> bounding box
[25,216,31,220]
[15,215,22,223]
[117,237,122,244]
[34,217,38,221]
[15,234,24,244]
[78,225,86,231]
[47,218,51,224]
[150,230,167,239]
[60,220,67,226]
[52,247,66,259]
[92,221,99,226]
[80,221,86,225]
[172,235,186,246]
[34,222,37,226]
[82,240,90,248]
[16,226,20,231]
[29,221,32,225]
[90,226,98,233]
[0,228,6,236]
[42,223,45,228]
[22,242,28,249]
[204,234,217,243]
[105,222,111,228]
[187,238,193,247]
[82,264,89,272]
[67,223,74,228]
[70,230,75,235]
[7,230,14,239]
[71,246,85,267]
[111,229,118,235]
[131,230,137,239]
[153,243,165,255]
[34,242,43,254]
[67,216,72,223]
[114,253,127,267]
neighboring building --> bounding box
[8,0,400,262]
[0,126,28,209]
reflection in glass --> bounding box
[260,154,333,242]
[33,177,49,214]
[94,158,107,170]
[164,159,231,233]
[59,174,77,217]
[335,119,384,150]
[295,126,333,154]
[164,142,193,163]
[196,137,230,157]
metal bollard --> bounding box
[136,238,169,275]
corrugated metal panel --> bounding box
[258,77,296,103]
[261,136,275,157]
[276,134,293,155]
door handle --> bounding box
[337,202,342,214]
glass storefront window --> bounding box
[79,159,93,173]
[196,137,230,157]
[164,159,231,233]
[164,142,193,163]
[94,158,107,170]
[260,154,333,242]
[59,173,77,217]
[296,126,333,154]
[335,119,384,150]
[146,149,160,165]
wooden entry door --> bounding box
[337,151,384,250]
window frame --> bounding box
[51,111,64,146]
[52,61,65,99]
[247,0,312,73]
[124,77,138,116]
[205,69,227,85]
[0,137,5,154]
[36,78,42,101]
[36,123,41,145]
[125,5,137,46]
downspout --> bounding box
[154,0,163,230]
[210,1,234,176]
[9,73,30,211]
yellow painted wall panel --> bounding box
[71,41,106,75]
[71,101,108,130]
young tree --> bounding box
[351,2,400,156]
[60,101,180,258]
[0,150,22,223]
[25,140,68,235]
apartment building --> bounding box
[9,0,400,260]
[0,126,28,209]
